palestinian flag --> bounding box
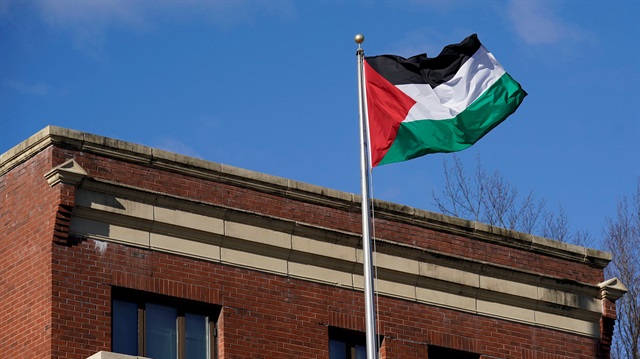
[364,34,527,167]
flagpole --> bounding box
[355,33,378,359]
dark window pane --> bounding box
[185,313,208,358]
[329,327,371,359]
[112,299,138,355]
[329,338,347,359]
[428,346,480,359]
[146,303,178,359]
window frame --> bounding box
[112,287,219,359]
[328,327,371,359]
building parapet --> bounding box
[0,126,612,270]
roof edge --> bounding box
[0,126,612,267]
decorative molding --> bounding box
[597,277,628,301]
[44,159,88,187]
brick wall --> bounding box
[49,237,599,359]
[1,149,55,358]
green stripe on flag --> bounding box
[379,73,526,166]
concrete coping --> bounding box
[1,125,612,267]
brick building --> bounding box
[0,126,628,359]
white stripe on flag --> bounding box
[397,45,506,122]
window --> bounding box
[328,327,368,359]
[112,288,220,359]
[428,345,480,359]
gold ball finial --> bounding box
[354,34,365,44]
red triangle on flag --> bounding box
[364,60,416,167]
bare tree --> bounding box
[542,205,570,242]
[434,154,485,222]
[433,156,636,357]
[432,155,587,245]
[604,179,640,359]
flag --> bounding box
[364,34,527,167]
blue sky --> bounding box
[1,1,638,248]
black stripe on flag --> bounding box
[365,34,481,87]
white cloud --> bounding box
[22,1,295,57]
[34,0,146,58]
[37,0,143,27]
[507,1,586,45]
[3,79,50,96]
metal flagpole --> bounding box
[355,33,378,359]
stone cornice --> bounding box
[70,179,609,337]
[1,125,611,268]
[76,178,604,298]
